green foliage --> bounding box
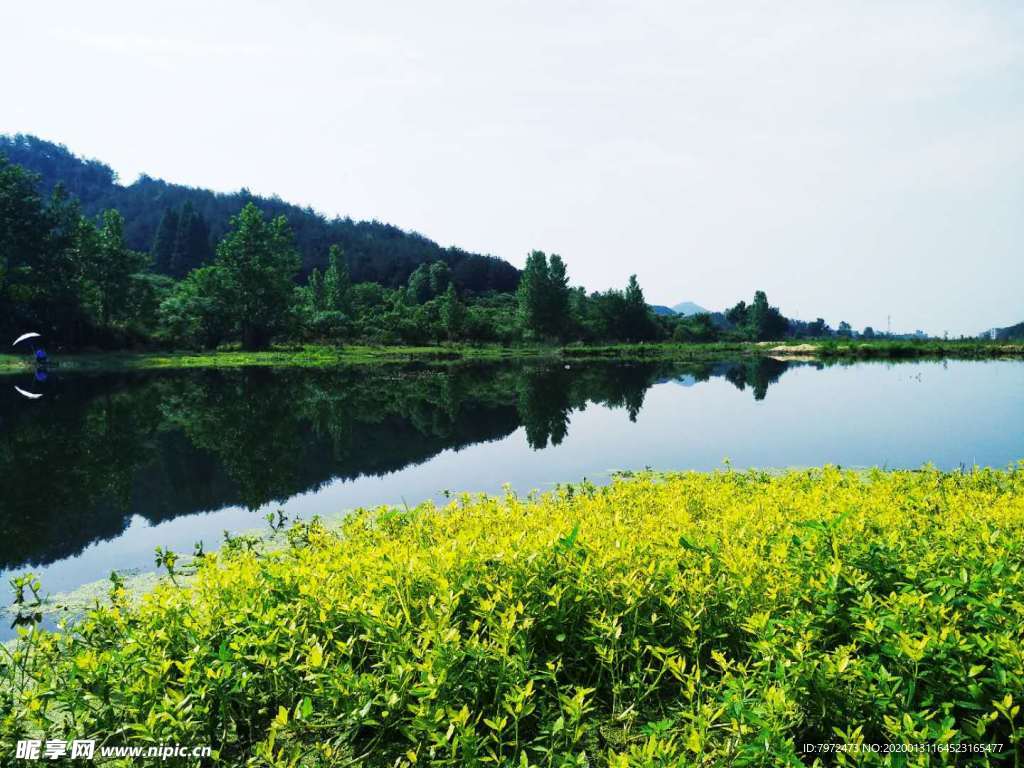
[725,291,789,341]
[214,203,301,350]
[157,266,234,349]
[440,283,467,340]
[151,205,179,274]
[0,159,151,347]
[81,209,151,330]
[4,467,1024,765]
[671,312,717,342]
[1,133,520,293]
[322,244,352,315]
[517,251,572,340]
[4,135,1005,354]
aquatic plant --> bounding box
[3,466,1023,766]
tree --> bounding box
[673,312,717,342]
[0,158,52,333]
[862,326,876,339]
[214,203,300,350]
[621,274,657,341]
[170,201,212,278]
[322,245,351,314]
[405,262,432,304]
[307,268,325,311]
[516,251,550,338]
[726,301,748,328]
[728,290,789,341]
[82,209,149,330]
[151,207,179,274]
[440,283,467,340]
[517,251,571,339]
[837,321,852,338]
[545,255,571,339]
[807,318,828,337]
[428,261,451,296]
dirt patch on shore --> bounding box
[768,344,818,356]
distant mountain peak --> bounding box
[671,301,708,316]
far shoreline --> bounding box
[2,339,1022,374]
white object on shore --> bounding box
[12,332,41,347]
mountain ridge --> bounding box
[0,133,519,292]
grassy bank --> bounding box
[1,339,1021,373]
[3,467,1023,766]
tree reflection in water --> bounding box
[0,357,802,570]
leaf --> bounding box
[555,522,581,553]
[307,642,323,669]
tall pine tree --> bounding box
[170,201,212,278]
[151,207,179,275]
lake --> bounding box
[2,356,1022,637]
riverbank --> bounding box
[1,339,1021,373]
[3,466,1022,765]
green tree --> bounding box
[171,201,212,278]
[322,245,351,314]
[428,261,451,296]
[307,267,325,311]
[736,290,789,341]
[151,207,179,274]
[516,251,550,338]
[440,283,466,340]
[0,159,52,333]
[517,251,571,339]
[158,266,232,349]
[214,203,300,350]
[672,312,717,342]
[621,274,657,341]
[405,263,433,304]
[725,300,749,328]
[82,209,149,330]
[807,318,828,337]
[545,255,571,339]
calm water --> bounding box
[1,357,1022,636]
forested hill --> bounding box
[989,321,1024,341]
[0,134,519,292]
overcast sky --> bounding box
[3,1,1021,334]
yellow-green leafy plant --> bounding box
[2,466,1023,766]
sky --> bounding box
[2,1,1022,335]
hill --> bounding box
[983,321,1024,341]
[671,301,708,316]
[0,134,519,292]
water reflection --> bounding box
[0,358,798,572]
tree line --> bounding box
[3,150,873,351]
[0,134,519,292]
